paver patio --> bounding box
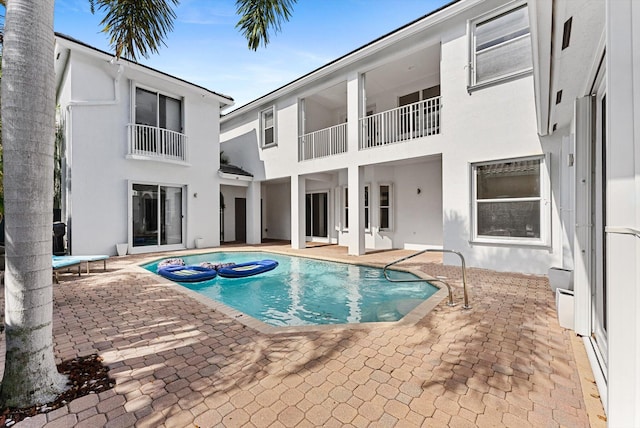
[1,242,604,427]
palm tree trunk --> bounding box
[0,0,68,407]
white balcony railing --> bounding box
[128,124,187,162]
[360,96,441,149]
[298,122,348,161]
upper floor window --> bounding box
[260,106,276,147]
[130,87,186,162]
[135,87,182,133]
[471,156,549,245]
[469,3,532,89]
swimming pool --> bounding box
[144,252,439,327]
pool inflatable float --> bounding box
[217,260,278,278]
[158,265,218,282]
[199,261,236,270]
[157,258,184,271]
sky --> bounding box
[54,0,450,110]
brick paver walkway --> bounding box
[2,243,595,427]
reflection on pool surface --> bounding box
[144,252,439,327]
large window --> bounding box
[469,3,532,88]
[379,184,392,231]
[135,87,182,132]
[472,156,548,244]
[260,106,276,147]
[131,88,185,161]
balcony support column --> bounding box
[246,180,261,245]
[346,72,363,153]
[291,174,306,249]
[348,165,365,256]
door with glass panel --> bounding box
[132,184,183,248]
[134,88,183,159]
[305,192,328,240]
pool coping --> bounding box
[133,248,451,335]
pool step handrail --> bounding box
[383,249,471,309]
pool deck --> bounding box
[1,242,605,427]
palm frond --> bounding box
[90,0,179,61]
[235,0,296,51]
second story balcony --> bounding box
[360,96,441,149]
[127,124,188,163]
[298,42,441,161]
[299,123,348,161]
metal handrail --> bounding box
[383,248,471,309]
[605,226,640,239]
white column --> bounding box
[605,1,640,425]
[346,72,363,154]
[246,181,261,244]
[348,165,365,255]
[291,175,306,249]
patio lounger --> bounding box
[53,254,109,274]
[52,256,82,283]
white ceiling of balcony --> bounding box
[306,43,440,111]
[366,43,441,99]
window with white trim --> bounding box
[471,156,549,244]
[469,3,532,89]
[260,106,276,147]
[131,87,186,161]
[364,185,370,231]
[135,87,182,132]
[343,187,349,230]
[343,186,369,231]
[379,184,392,231]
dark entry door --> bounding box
[235,198,246,243]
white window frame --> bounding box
[364,184,370,232]
[342,186,349,231]
[467,1,533,91]
[379,183,393,232]
[260,106,277,148]
[470,155,550,246]
[133,84,184,132]
[343,185,370,232]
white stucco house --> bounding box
[220,0,556,275]
[54,33,233,256]
[220,0,640,423]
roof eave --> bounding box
[529,0,554,137]
[55,33,234,107]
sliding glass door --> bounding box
[132,183,183,248]
[305,192,328,239]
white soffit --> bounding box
[548,0,605,133]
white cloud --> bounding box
[176,0,237,26]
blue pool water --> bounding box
[144,252,439,327]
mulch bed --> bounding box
[0,354,114,427]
